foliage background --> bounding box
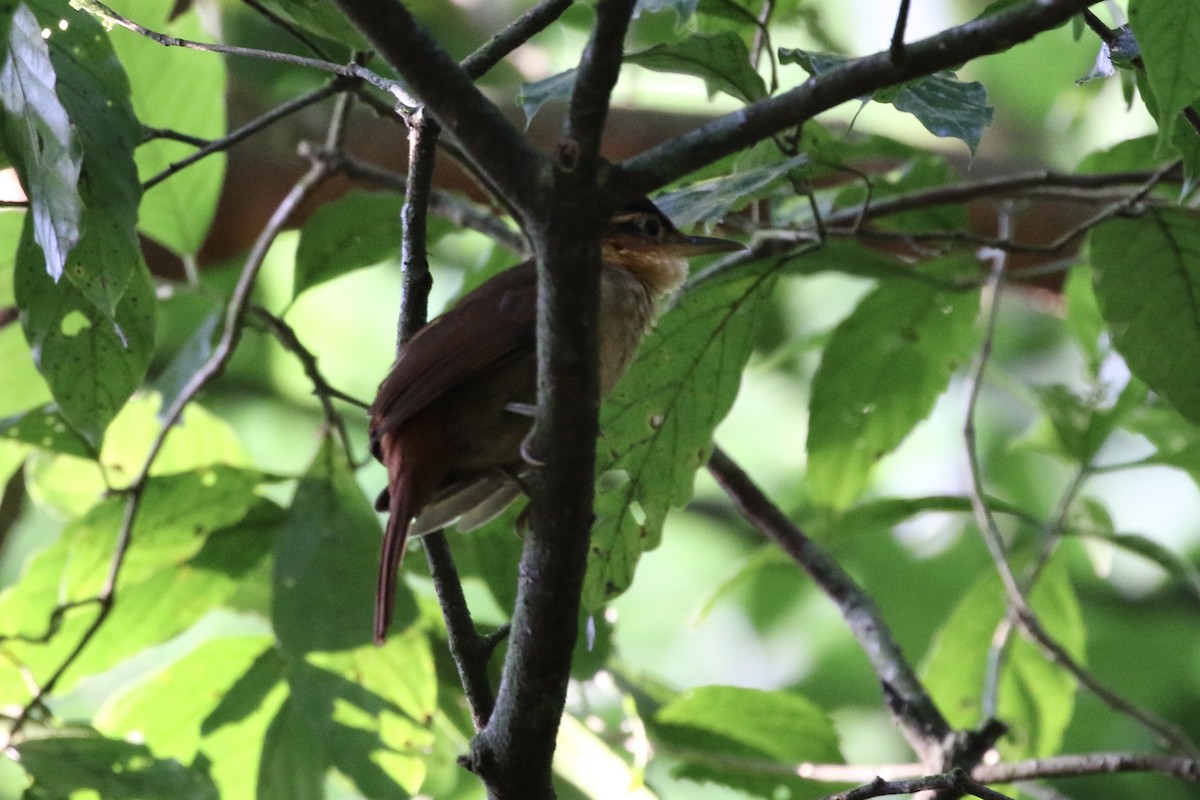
[1,0,1199,799]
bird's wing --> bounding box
[369,261,538,445]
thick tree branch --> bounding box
[463,2,639,795]
[613,0,1101,195]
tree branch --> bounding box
[706,445,953,767]
[331,0,547,221]
[613,0,1102,195]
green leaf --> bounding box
[806,260,980,509]
[15,727,219,800]
[0,2,82,281]
[586,261,778,609]
[294,190,403,298]
[273,436,414,655]
[247,0,367,48]
[0,467,264,699]
[1062,263,1105,367]
[556,712,660,800]
[517,68,576,128]
[0,402,95,457]
[650,685,841,798]
[14,221,156,448]
[652,153,808,229]
[112,5,226,256]
[921,555,1085,758]
[780,49,992,153]
[294,640,438,796]
[1089,530,1200,604]
[99,636,277,763]
[258,696,328,800]
[20,0,143,315]
[1129,0,1200,141]
[626,32,766,104]
[1122,400,1200,485]
[1091,208,1200,425]
[883,71,994,155]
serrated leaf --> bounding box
[293,190,404,298]
[273,436,415,655]
[650,685,841,798]
[885,71,994,155]
[15,727,219,800]
[921,555,1084,758]
[0,2,82,281]
[586,261,778,609]
[20,0,143,314]
[1129,0,1200,141]
[806,260,980,509]
[112,5,226,256]
[14,224,156,447]
[780,49,992,153]
[626,32,766,103]
[518,68,576,128]
[1091,208,1200,425]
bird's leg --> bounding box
[504,402,545,467]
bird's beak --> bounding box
[672,234,746,256]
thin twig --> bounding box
[242,0,333,60]
[74,0,415,106]
[1,89,351,752]
[961,207,1200,758]
[145,80,346,190]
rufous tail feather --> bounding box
[375,470,413,645]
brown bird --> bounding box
[369,198,742,643]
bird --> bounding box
[369,197,743,643]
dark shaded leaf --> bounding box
[15,726,218,800]
[294,190,405,298]
[653,153,808,228]
[0,402,95,457]
[517,68,576,127]
[273,436,415,655]
[627,32,766,103]
[1091,208,1200,425]
[1129,0,1200,140]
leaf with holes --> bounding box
[586,261,777,609]
[1091,208,1200,426]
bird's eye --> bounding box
[640,216,662,237]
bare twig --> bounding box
[706,446,951,766]
[74,0,415,106]
[890,0,912,62]
[1,87,352,752]
[961,206,1200,759]
[145,80,346,190]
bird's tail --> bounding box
[375,459,414,645]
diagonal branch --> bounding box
[706,446,953,767]
[331,0,547,221]
[613,0,1102,195]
